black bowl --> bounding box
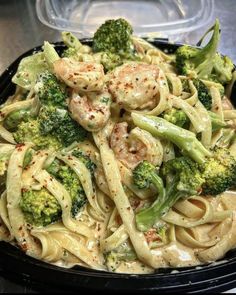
[0,40,236,293]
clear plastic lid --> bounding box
[36,0,215,41]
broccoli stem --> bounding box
[136,176,185,232]
[61,32,82,49]
[136,173,165,231]
[193,19,220,78]
[132,113,212,164]
[44,42,60,70]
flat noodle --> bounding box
[0,99,33,122]
[162,196,231,228]
[147,70,170,116]
[197,213,236,262]
[57,154,104,217]
[166,73,183,96]
[7,143,41,257]
[172,96,205,133]
[0,31,236,274]
[0,191,14,241]
[0,125,16,144]
[195,101,212,148]
[22,150,51,188]
[100,225,129,252]
[118,161,156,199]
[34,169,94,238]
[93,129,160,268]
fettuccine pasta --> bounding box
[0,19,236,274]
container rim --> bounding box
[35,0,215,37]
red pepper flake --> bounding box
[144,229,161,244]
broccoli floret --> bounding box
[212,54,235,85]
[13,119,62,150]
[176,20,233,84]
[176,20,220,79]
[38,106,87,146]
[132,113,236,196]
[105,243,137,272]
[61,32,82,58]
[162,157,204,195]
[133,161,189,231]
[20,188,62,226]
[133,160,163,191]
[71,149,96,176]
[93,18,134,58]
[99,51,123,72]
[201,147,236,195]
[193,79,212,110]
[47,159,87,217]
[162,108,189,127]
[62,47,78,58]
[4,109,31,131]
[34,71,67,108]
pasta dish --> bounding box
[0,18,236,274]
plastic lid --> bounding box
[36,0,215,40]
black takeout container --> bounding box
[0,40,236,293]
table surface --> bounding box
[0,0,236,292]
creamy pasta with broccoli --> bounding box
[0,18,236,273]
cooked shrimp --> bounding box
[108,62,160,110]
[54,58,105,92]
[69,88,111,132]
[110,122,163,169]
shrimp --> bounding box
[110,122,163,169]
[108,62,160,110]
[53,58,105,92]
[69,88,111,132]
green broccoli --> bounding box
[176,19,234,84]
[71,149,96,176]
[99,51,123,72]
[212,54,235,85]
[133,160,164,192]
[38,106,87,147]
[201,147,236,195]
[133,161,190,231]
[162,108,189,127]
[62,47,77,58]
[34,71,67,108]
[208,111,227,131]
[92,18,135,58]
[47,159,87,217]
[162,157,204,195]
[13,119,62,150]
[62,32,82,50]
[193,79,212,110]
[4,109,31,131]
[132,113,236,196]
[20,188,62,226]
[132,113,211,164]
[105,243,137,272]
[12,52,48,90]
[23,149,33,168]
[61,32,83,58]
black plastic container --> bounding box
[0,40,236,293]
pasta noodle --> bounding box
[0,26,236,275]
